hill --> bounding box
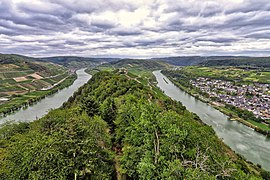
[0,54,75,115]
[106,59,168,69]
[169,66,270,84]
[98,59,169,73]
[91,59,169,78]
[0,71,268,179]
[92,59,170,83]
[40,56,119,69]
[153,56,249,66]
[200,57,270,68]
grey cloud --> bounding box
[225,0,270,14]
[244,29,270,39]
[195,37,240,43]
[65,40,87,46]
[0,0,270,57]
[48,0,136,14]
[91,20,117,29]
[135,39,166,46]
[109,28,143,36]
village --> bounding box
[190,77,270,120]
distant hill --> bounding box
[40,56,119,69]
[0,54,36,64]
[200,57,270,67]
[0,54,66,76]
[152,56,250,66]
[107,59,168,70]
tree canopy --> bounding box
[0,70,268,179]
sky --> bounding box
[0,0,270,58]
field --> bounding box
[0,62,68,94]
[0,56,73,115]
[0,74,76,115]
[182,66,270,84]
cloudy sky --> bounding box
[0,0,270,58]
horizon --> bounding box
[1,53,270,59]
[0,0,270,57]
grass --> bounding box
[247,120,270,131]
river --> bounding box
[0,69,91,124]
[153,70,270,171]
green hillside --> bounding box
[109,59,168,69]
[152,56,251,66]
[0,54,75,115]
[200,57,270,68]
[92,59,169,78]
[173,66,270,84]
[39,56,119,69]
[0,71,268,179]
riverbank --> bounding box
[0,73,77,117]
[163,73,270,137]
[154,70,270,171]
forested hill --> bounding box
[0,54,66,75]
[0,54,36,64]
[0,71,268,179]
[39,56,119,69]
[200,57,270,67]
[0,53,119,69]
[104,59,168,70]
[152,56,249,66]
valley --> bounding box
[1,1,270,179]
[0,54,76,116]
[1,70,268,179]
[0,55,270,179]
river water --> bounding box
[0,69,91,124]
[153,70,270,171]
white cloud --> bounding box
[0,0,269,57]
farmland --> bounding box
[0,54,75,115]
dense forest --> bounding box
[0,70,268,179]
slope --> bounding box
[0,70,268,179]
[200,57,270,68]
[0,54,75,115]
[39,56,119,69]
[153,56,250,66]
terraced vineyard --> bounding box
[0,54,74,115]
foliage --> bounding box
[0,109,114,179]
[0,71,266,179]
